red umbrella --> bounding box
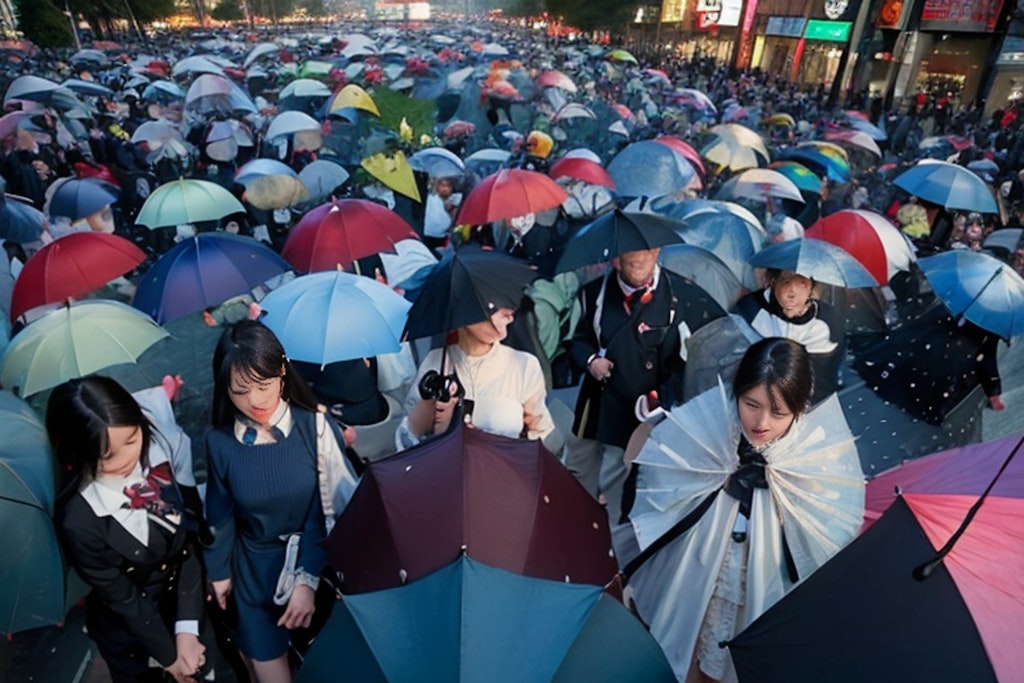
[548,156,616,190]
[652,136,706,176]
[456,169,568,225]
[10,232,144,321]
[805,209,916,285]
[281,198,418,273]
[535,69,577,93]
[324,423,619,594]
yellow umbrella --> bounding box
[330,84,381,117]
[361,150,421,202]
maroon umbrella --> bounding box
[325,424,618,594]
[281,198,418,273]
[456,168,568,226]
[10,232,144,321]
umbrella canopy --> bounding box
[778,145,851,183]
[4,75,59,104]
[133,233,290,324]
[652,201,763,288]
[556,209,685,273]
[279,78,332,100]
[297,554,674,683]
[1,301,168,397]
[652,136,706,177]
[918,249,1024,340]
[463,148,512,178]
[298,159,351,203]
[244,175,309,210]
[361,150,421,202]
[725,168,804,203]
[10,232,145,321]
[536,69,577,93]
[0,390,68,635]
[607,140,697,199]
[407,147,466,179]
[0,197,46,244]
[549,156,616,190]
[282,199,418,273]
[325,424,618,593]
[894,160,999,214]
[330,84,381,117]
[749,237,880,288]
[730,433,1024,682]
[824,128,883,157]
[47,178,120,222]
[767,161,825,194]
[235,158,298,186]
[702,124,770,171]
[456,169,568,226]
[171,55,225,77]
[659,244,746,311]
[672,88,717,113]
[135,178,245,229]
[843,112,888,140]
[260,271,411,366]
[131,120,185,151]
[404,245,537,339]
[805,210,916,285]
[265,110,321,139]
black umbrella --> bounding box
[555,209,685,273]
[726,496,998,682]
[403,244,537,340]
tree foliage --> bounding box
[211,0,245,21]
[544,0,633,30]
[15,0,74,48]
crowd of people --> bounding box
[2,15,1022,683]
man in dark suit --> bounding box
[568,247,724,511]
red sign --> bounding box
[920,0,1004,31]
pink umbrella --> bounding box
[548,157,616,190]
[535,70,577,93]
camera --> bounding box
[418,370,464,402]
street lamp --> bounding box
[63,0,81,51]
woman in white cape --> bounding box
[623,337,865,682]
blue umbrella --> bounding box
[408,147,466,179]
[296,555,674,683]
[659,243,746,311]
[749,237,879,288]
[607,140,697,199]
[260,271,411,365]
[235,158,298,186]
[778,148,851,183]
[133,233,290,324]
[893,160,999,214]
[47,178,120,222]
[652,203,763,288]
[919,250,1024,340]
[0,197,46,243]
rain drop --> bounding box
[399,569,408,583]
[543,494,550,504]
[405,465,413,472]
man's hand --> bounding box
[588,357,614,381]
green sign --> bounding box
[804,20,852,41]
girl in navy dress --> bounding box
[204,321,358,683]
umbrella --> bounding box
[171,55,225,77]
[279,77,332,101]
[184,74,256,115]
[282,199,418,273]
[3,75,59,104]
[606,48,639,64]
[260,270,411,366]
[536,69,577,93]
[607,140,698,199]
[0,391,69,635]
[297,554,674,683]
[0,301,168,397]
[141,80,186,101]
[761,113,796,128]
[983,227,1022,254]
[768,161,825,194]
[967,158,1000,174]
[652,136,706,177]
[330,84,381,117]
[130,120,185,150]
[553,103,597,122]
[549,157,616,190]
[244,175,309,210]
[805,209,916,285]
[725,168,805,203]
[893,160,999,214]
[133,233,290,324]
[779,146,851,183]
[0,197,46,244]
[135,178,245,229]
[407,147,466,179]
[843,112,887,140]
[824,129,883,157]
[403,245,537,339]
[60,78,112,97]
[0,110,34,139]
[265,110,321,139]
[728,434,1024,682]
[10,233,145,321]
[701,124,770,171]
[456,169,568,226]
[361,150,421,202]
[298,160,351,203]
[234,158,298,186]
[749,237,880,288]
[659,244,746,311]
[672,88,717,113]
[46,178,120,222]
[918,250,1024,340]
[556,209,685,273]
[243,41,279,69]
[463,148,511,178]
[325,423,618,593]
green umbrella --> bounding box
[135,178,245,230]
[0,391,65,634]
[299,60,335,79]
[0,300,169,397]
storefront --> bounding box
[797,19,853,84]
[987,36,1024,113]
[753,15,805,75]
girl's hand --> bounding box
[211,578,232,610]
[174,633,206,678]
[277,583,315,630]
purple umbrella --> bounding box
[132,232,290,324]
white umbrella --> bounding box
[4,75,59,104]
[171,56,225,78]
[728,169,805,203]
[279,78,332,100]
[243,42,279,69]
[266,111,321,139]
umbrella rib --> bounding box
[913,435,1024,580]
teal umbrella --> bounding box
[297,555,674,683]
[0,300,168,397]
[0,391,65,634]
[135,178,245,229]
